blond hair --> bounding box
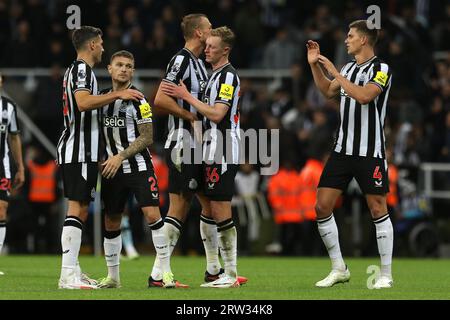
[210,26,235,49]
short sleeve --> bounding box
[368,63,391,92]
[215,71,238,107]
[72,62,92,93]
[163,54,190,84]
[8,101,20,134]
[133,98,153,124]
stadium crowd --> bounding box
[0,0,449,256]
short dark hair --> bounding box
[72,26,103,51]
[110,50,135,64]
[211,26,235,49]
[181,14,207,40]
[348,20,379,46]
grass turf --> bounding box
[0,255,449,300]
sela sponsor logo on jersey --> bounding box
[103,115,126,128]
[166,62,181,81]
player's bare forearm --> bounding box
[8,134,24,172]
[185,95,227,123]
[334,74,380,104]
[310,62,334,98]
[76,89,144,111]
[119,122,153,159]
[76,90,119,111]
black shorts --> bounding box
[60,163,98,202]
[318,152,389,195]
[204,163,238,201]
[102,169,160,215]
[166,147,203,194]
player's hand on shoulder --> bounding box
[161,79,188,100]
[118,89,144,101]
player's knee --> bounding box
[367,196,387,217]
[315,202,333,218]
[105,214,122,230]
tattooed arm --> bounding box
[102,122,153,179]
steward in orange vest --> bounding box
[298,158,324,221]
[28,159,57,203]
[267,168,302,224]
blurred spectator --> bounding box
[7,19,36,67]
[262,26,301,69]
[146,20,176,69]
[234,0,265,68]
[32,63,63,145]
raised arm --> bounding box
[307,40,340,99]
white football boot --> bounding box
[373,275,393,289]
[315,267,351,288]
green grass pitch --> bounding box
[0,255,449,300]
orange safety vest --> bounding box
[28,160,57,203]
[387,163,399,208]
[298,159,324,221]
[267,168,302,224]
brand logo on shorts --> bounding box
[151,192,158,199]
[207,183,215,190]
[0,124,7,132]
[373,166,383,187]
[188,178,198,190]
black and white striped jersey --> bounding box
[57,60,100,164]
[162,48,208,149]
[101,85,154,174]
[203,63,241,167]
[0,96,20,179]
[334,56,392,159]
